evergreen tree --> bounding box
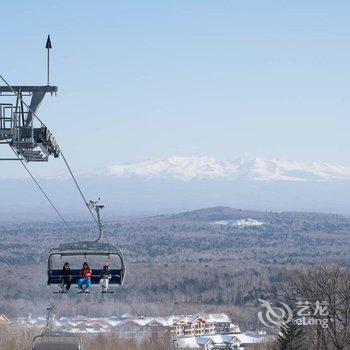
[277,315,304,350]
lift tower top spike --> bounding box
[45,35,52,86]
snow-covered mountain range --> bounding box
[4,156,350,220]
[105,156,350,182]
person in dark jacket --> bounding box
[61,262,72,292]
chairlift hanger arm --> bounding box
[87,198,105,242]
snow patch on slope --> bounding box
[212,218,266,227]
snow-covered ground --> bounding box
[12,312,275,348]
[174,332,275,349]
[16,313,238,334]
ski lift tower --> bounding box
[0,35,60,162]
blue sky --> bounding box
[2,0,350,177]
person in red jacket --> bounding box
[78,262,92,292]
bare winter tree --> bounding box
[281,265,350,350]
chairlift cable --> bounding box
[123,295,164,327]
[0,255,11,266]
[124,298,143,318]
[61,151,99,227]
[11,147,68,226]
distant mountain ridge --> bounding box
[105,156,350,182]
[168,206,346,222]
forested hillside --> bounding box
[1,207,349,328]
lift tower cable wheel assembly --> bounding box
[0,36,59,162]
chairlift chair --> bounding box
[33,306,83,350]
[47,199,126,290]
[47,241,126,287]
[32,332,82,350]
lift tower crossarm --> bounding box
[0,85,58,126]
[0,86,58,93]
